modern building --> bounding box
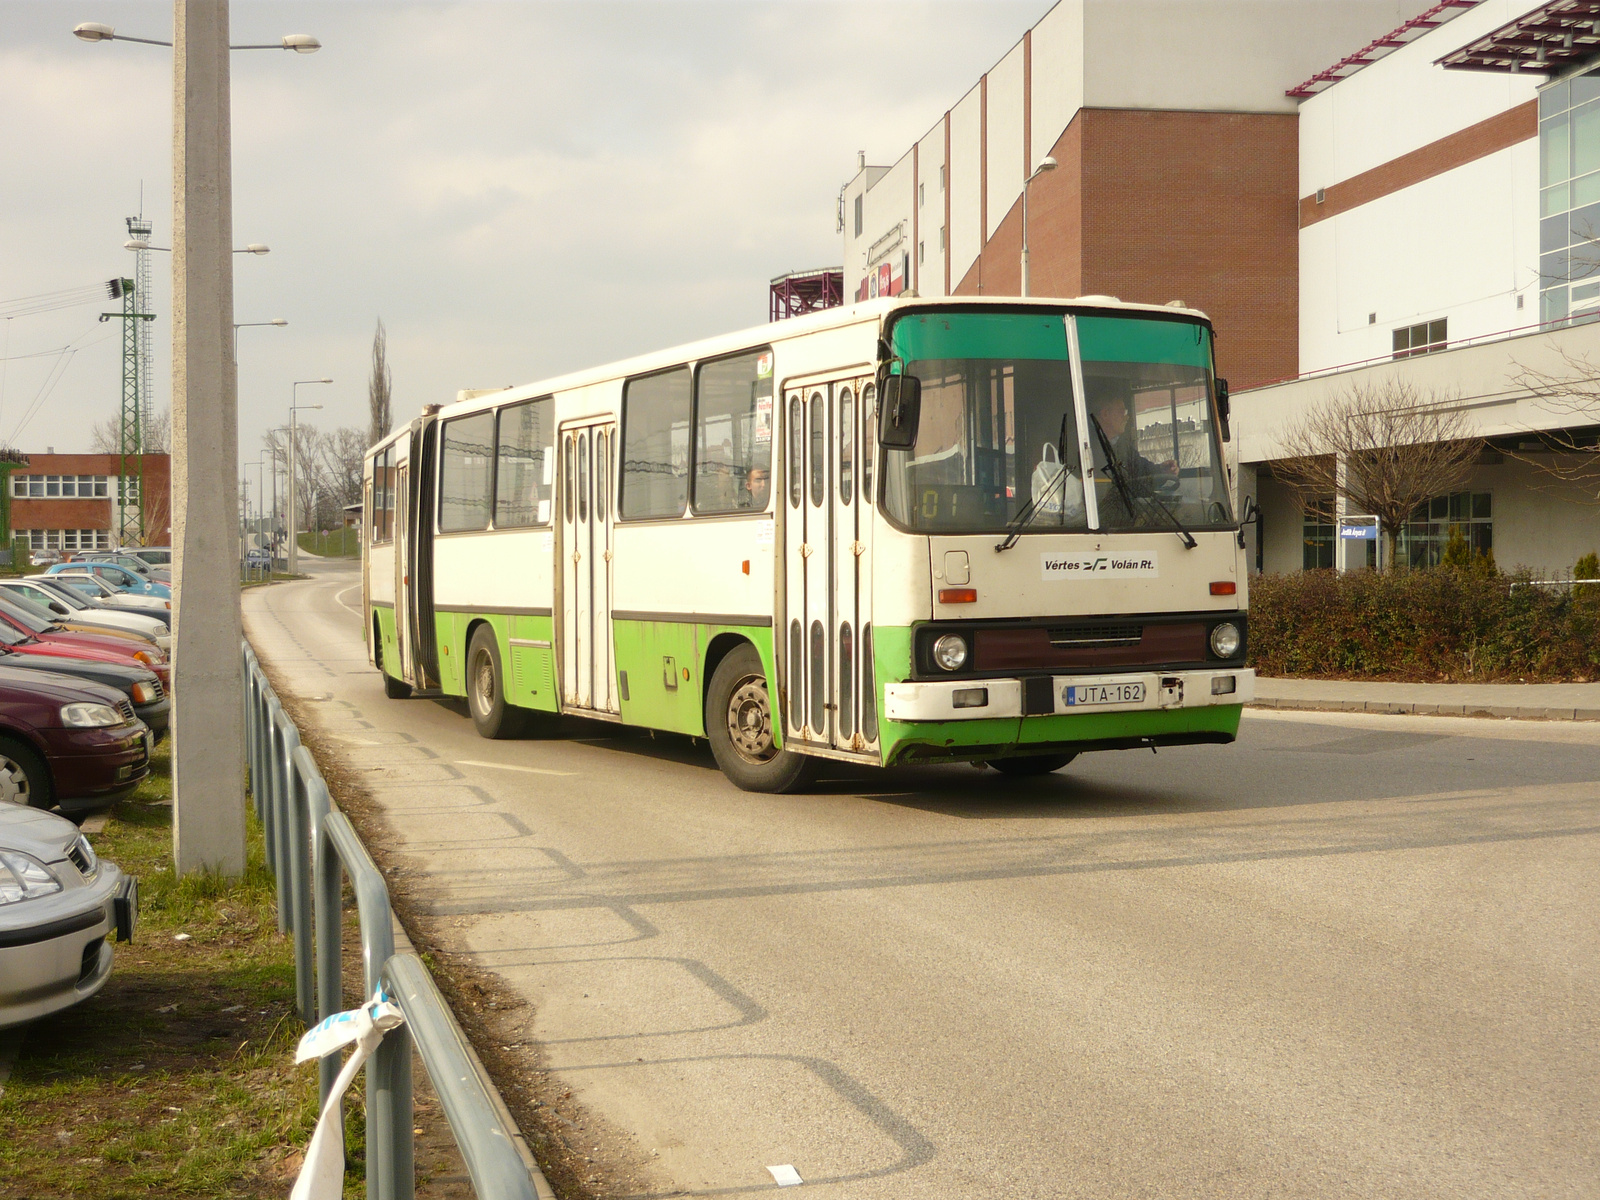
[8,453,172,552]
[838,0,1600,576]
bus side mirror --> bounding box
[878,374,921,450]
[1216,377,1232,443]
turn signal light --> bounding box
[1210,581,1236,595]
[938,588,977,604]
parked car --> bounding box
[0,594,171,693]
[126,547,170,568]
[0,669,151,812]
[0,580,170,653]
[46,562,170,600]
[74,552,169,584]
[0,804,136,1030]
[47,574,171,619]
[0,625,169,739]
[27,548,62,568]
[0,588,165,656]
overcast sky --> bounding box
[0,0,1046,496]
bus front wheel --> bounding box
[987,753,1077,776]
[467,626,526,739]
[706,645,819,793]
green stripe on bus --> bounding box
[611,617,776,741]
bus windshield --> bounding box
[883,310,1233,534]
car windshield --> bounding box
[0,591,62,626]
[0,622,25,647]
[882,310,1233,534]
[32,584,86,611]
[0,595,53,634]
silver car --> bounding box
[0,806,135,1030]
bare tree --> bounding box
[1272,380,1483,569]
[1507,346,1600,502]
[262,424,326,536]
[90,407,171,455]
[317,427,367,512]
[368,319,392,448]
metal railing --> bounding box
[1508,577,1600,592]
[242,640,544,1200]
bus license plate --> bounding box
[1064,682,1145,707]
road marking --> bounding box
[455,759,575,777]
[767,1165,803,1187]
[334,584,363,615]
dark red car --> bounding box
[0,666,151,814]
[0,593,171,692]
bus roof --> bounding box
[384,294,1213,446]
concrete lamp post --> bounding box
[74,6,320,877]
[1020,155,1057,298]
[288,382,330,575]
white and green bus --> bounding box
[362,295,1253,791]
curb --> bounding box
[1248,698,1600,722]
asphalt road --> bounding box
[246,559,1600,1199]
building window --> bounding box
[11,474,112,499]
[854,194,863,238]
[918,182,925,208]
[14,529,109,552]
[1540,67,1600,324]
[938,226,946,252]
[1399,491,1491,569]
[918,241,925,265]
[1392,319,1447,358]
[1302,511,1335,570]
[939,165,945,191]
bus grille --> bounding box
[1048,623,1143,648]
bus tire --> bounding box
[987,753,1077,777]
[375,636,412,699]
[706,645,819,794]
[467,625,525,739]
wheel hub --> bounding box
[727,676,776,764]
[472,650,495,715]
[0,757,29,805]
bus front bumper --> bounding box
[883,668,1255,722]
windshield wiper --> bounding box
[996,412,1071,552]
[1089,415,1197,550]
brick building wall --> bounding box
[954,108,1299,390]
[10,453,172,549]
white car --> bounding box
[0,581,171,653]
[42,573,171,619]
[0,805,135,1030]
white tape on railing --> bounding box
[290,991,406,1200]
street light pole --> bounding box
[1020,155,1057,299]
[287,382,329,574]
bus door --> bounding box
[559,419,618,714]
[393,462,411,683]
[784,374,873,752]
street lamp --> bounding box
[1020,155,1057,298]
[288,381,330,575]
[76,13,320,876]
[233,317,286,358]
[125,240,270,254]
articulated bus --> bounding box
[362,295,1254,792]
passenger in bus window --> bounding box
[741,466,769,510]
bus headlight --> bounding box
[932,633,969,672]
[1209,622,1242,659]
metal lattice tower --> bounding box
[125,216,154,442]
[99,278,153,545]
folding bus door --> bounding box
[393,463,411,685]
[785,376,868,749]
[559,420,619,714]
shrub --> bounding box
[1247,566,1600,681]
[1575,551,1600,580]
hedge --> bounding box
[1247,567,1600,682]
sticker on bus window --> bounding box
[756,352,773,378]
[755,521,774,544]
[537,499,550,524]
[543,455,555,485]
[1040,552,1159,580]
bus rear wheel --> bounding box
[467,626,526,739]
[706,645,819,793]
[987,753,1077,777]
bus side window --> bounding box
[809,391,825,506]
[788,395,802,508]
[596,430,608,522]
[577,433,590,522]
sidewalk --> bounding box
[1252,677,1600,721]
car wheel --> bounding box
[375,631,412,699]
[705,645,819,793]
[0,737,52,809]
[466,626,526,739]
[986,753,1077,777]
